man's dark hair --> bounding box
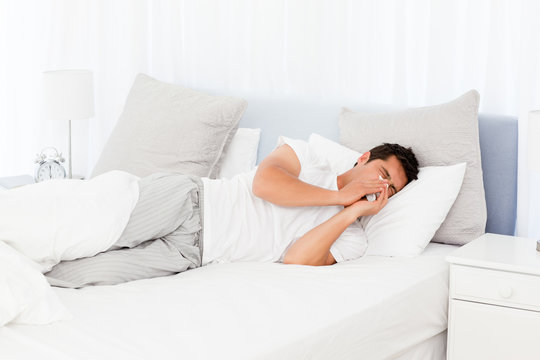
[354,143,419,184]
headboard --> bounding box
[238,97,518,236]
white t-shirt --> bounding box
[201,137,367,266]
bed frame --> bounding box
[239,97,518,236]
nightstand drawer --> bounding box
[449,299,540,360]
[451,265,540,311]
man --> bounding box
[45,137,419,287]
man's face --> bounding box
[353,155,408,197]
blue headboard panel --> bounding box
[478,114,518,235]
[238,97,518,236]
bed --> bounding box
[0,90,518,359]
[1,243,453,360]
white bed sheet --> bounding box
[392,331,447,360]
[0,243,457,360]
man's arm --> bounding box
[252,144,387,207]
[283,186,388,266]
[283,207,353,266]
[252,144,341,207]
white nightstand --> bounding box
[446,233,540,360]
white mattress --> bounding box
[0,243,457,360]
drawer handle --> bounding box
[498,286,513,299]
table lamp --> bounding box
[43,69,94,179]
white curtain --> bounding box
[1,0,539,237]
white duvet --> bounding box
[0,170,139,272]
[0,171,139,326]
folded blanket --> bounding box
[0,171,139,273]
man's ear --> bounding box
[358,151,371,165]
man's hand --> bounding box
[283,186,389,266]
[343,185,389,220]
[337,177,388,206]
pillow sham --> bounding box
[92,74,247,179]
[219,128,261,178]
[308,133,465,256]
[338,90,485,245]
[0,241,70,326]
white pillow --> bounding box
[361,163,466,256]
[308,133,361,174]
[0,241,70,326]
[219,128,261,179]
[308,133,466,256]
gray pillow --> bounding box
[339,90,485,245]
[92,74,247,179]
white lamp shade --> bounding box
[43,70,95,120]
[528,110,540,172]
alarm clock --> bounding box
[34,147,66,182]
